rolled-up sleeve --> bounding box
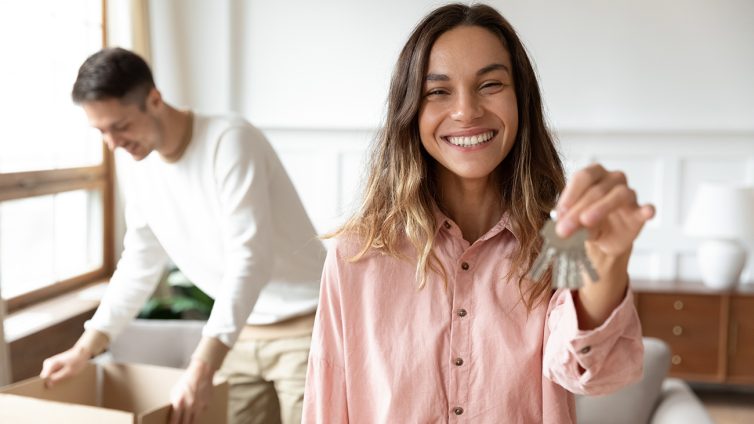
[543,287,643,395]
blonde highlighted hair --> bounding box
[330,3,565,309]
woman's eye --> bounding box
[425,89,448,98]
[480,82,504,92]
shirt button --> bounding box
[454,357,464,366]
[444,221,451,229]
[580,346,591,354]
[461,262,470,270]
[453,407,464,415]
[457,309,467,317]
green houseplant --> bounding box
[138,267,214,320]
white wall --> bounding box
[148,0,754,283]
[215,0,754,132]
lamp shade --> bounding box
[684,183,754,239]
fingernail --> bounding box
[556,218,575,237]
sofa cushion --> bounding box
[106,319,205,368]
[650,378,714,424]
[575,337,670,424]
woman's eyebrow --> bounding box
[425,63,510,81]
[477,63,510,76]
[425,73,449,82]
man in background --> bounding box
[40,47,325,424]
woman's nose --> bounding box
[450,91,483,123]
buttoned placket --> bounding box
[444,220,476,420]
[438,214,513,420]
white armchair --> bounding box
[576,338,713,424]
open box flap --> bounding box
[0,363,98,406]
[0,393,133,423]
[137,373,229,424]
[102,362,182,413]
[0,362,228,423]
[139,404,171,424]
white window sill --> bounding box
[4,282,107,343]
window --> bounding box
[0,0,112,311]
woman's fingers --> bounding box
[637,204,656,221]
[557,169,630,237]
[557,163,610,215]
[579,184,638,228]
[556,165,656,237]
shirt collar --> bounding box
[432,202,519,242]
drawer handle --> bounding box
[673,300,684,311]
[672,325,683,336]
[671,355,682,366]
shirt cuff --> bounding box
[191,336,231,371]
[75,329,110,357]
[566,287,640,371]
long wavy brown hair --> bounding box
[331,3,565,309]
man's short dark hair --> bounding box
[71,47,155,106]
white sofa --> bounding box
[105,320,713,423]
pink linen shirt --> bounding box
[304,211,643,423]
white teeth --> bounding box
[447,131,494,147]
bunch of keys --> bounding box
[528,211,599,289]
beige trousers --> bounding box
[218,334,312,424]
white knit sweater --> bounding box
[85,113,325,347]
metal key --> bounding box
[528,213,599,289]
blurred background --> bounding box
[146,0,754,284]
[0,0,753,418]
[2,0,753,299]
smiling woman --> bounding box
[0,0,112,311]
[303,4,654,423]
[419,26,519,208]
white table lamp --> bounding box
[684,183,754,289]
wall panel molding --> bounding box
[262,126,754,284]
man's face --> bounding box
[82,96,162,161]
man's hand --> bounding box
[169,358,215,424]
[40,345,91,388]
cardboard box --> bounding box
[0,362,227,423]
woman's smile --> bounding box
[441,129,497,150]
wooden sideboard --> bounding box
[632,280,754,385]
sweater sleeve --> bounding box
[303,245,349,423]
[84,201,169,341]
[200,126,275,348]
[542,287,644,395]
